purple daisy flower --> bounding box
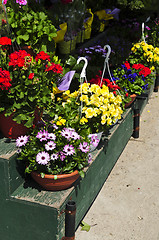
[59,151,66,161]
[16,135,29,147]
[16,0,27,5]
[90,134,100,147]
[45,141,56,151]
[52,124,58,129]
[36,151,50,165]
[87,153,92,163]
[61,129,72,140]
[70,131,80,140]
[79,142,90,153]
[36,130,49,142]
[51,153,58,161]
[63,144,75,156]
[48,133,56,140]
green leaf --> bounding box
[79,170,85,179]
[39,12,47,20]
[40,173,45,178]
[80,221,91,232]
[21,35,29,41]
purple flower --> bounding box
[16,135,29,147]
[61,128,72,139]
[48,133,56,140]
[36,151,50,165]
[36,130,49,141]
[52,124,58,129]
[45,141,56,151]
[70,131,80,140]
[63,144,75,156]
[16,0,27,5]
[51,153,58,161]
[87,153,92,163]
[79,142,90,153]
[90,134,100,147]
[59,151,66,161]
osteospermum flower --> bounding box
[79,142,90,153]
[45,141,56,151]
[63,144,75,156]
[36,130,49,141]
[48,133,56,140]
[51,153,58,161]
[70,131,80,140]
[16,135,29,147]
[90,134,100,147]
[36,151,50,165]
[61,128,72,139]
[16,0,27,5]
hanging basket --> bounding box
[31,170,80,191]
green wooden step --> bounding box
[0,83,154,240]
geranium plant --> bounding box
[16,121,92,176]
[113,61,154,95]
[4,0,57,53]
[0,37,64,127]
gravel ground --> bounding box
[75,90,159,240]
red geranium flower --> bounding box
[139,67,151,77]
[9,50,31,68]
[0,68,12,90]
[132,63,145,70]
[124,61,131,69]
[35,51,50,62]
[45,63,63,74]
[0,37,12,46]
[28,73,34,79]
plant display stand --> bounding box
[0,82,155,240]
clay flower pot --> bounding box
[0,112,30,139]
[0,109,42,139]
[31,170,80,191]
[125,94,137,109]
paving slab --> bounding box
[76,91,159,240]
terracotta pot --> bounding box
[0,109,42,139]
[125,94,137,109]
[31,170,80,191]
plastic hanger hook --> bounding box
[77,57,88,78]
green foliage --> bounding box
[6,6,57,53]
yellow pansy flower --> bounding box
[90,84,101,95]
[56,117,66,126]
[84,107,94,118]
[107,117,112,125]
[80,117,88,124]
[80,95,89,104]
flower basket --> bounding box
[124,94,137,108]
[31,170,80,191]
[57,37,76,55]
[84,27,92,40]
